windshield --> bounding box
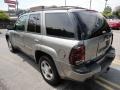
[72,10,111,40]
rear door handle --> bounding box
[34,39,39,42]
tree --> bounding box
[113,6,120,19]
[0,10,9,21]
[102,6,112,18]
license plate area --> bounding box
[98,39,110,53]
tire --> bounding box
[118,27,120,30]
[7,39,17,53]
[39,55,60,86]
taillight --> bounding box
[69,45,85,65]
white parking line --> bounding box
[97,77,120,89]
[95,80,114,90]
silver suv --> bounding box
[6,7,115,85]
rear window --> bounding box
[73,11,111,40]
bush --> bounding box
[113,6,120,19]
[0,10,9,21]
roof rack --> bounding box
[60,6,87,9]
[30,6,87,12]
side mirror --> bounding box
[7,25,14,30]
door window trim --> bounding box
[44,12,76,39]
[14,15,28,32]
[26,13,42,34]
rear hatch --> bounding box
[72,10,112,61]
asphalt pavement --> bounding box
[0,29,120,90]
[112,30,120,59]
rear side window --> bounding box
[27,14,41,33]
[15,15,27,31]
[45,13,75,38]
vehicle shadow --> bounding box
[56,67,120,90]
[100,67,120,85]
[15,51,98,90]
[15,51,120,90]
[56,79,99,90]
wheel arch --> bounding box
[35,50,56,64]
[34,45,65,78]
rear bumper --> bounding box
[63,47,115,81]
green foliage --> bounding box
[102,6,112,18]
[0,10,9,21]
[113,6,120,18]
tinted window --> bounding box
[73,11,110,39]
[27,14,41,33]
[45,13,75,38]
[15,15,27,31]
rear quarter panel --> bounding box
[38,36,81,64]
